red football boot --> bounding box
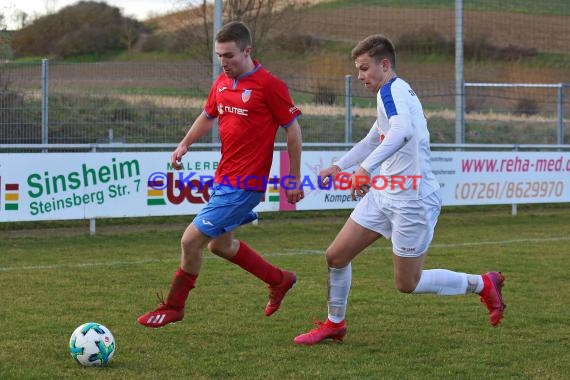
[137,302,184,328]
[480,271,506,326]
[265,270,296,316]
[293,320,347,345]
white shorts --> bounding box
[350,190,442,257]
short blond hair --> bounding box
[351,34,396,68]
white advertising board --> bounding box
[292,151,360,211]
[432,151,570,205]
[1,151,568,222]
[291,151,570,209]
[0,152,280,222]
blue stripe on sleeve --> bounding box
[380,77,398,118]
[282,114,300,128]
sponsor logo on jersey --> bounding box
[217,103,248,116]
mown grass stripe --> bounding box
[1,235,568,273]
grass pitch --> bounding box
[0,206,569,379]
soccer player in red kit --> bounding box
[138,21,304,328]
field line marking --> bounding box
[0,236,569,272]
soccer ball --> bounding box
[69,322,116,366]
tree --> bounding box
[11,1,145,58]
[224,0,290,50]
[11,10,29,30]
[0,14,14,60]
[152,0,310,61]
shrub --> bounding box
[464,34,538,61]
[0,31,13,60]
[515,98,539,116]
[270,34,324,54]
[314,85,336,105]
[0,70,40,143]
[398,27,452,55]
[11,1,145,58]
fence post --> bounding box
[511,144,518,216]
[345,75,353,144]
[41,58,49,152]
[454,0,464,145]
[211,0,223,146]
[557,84,565,145]
[89,144,97,235]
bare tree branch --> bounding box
[168,0,310,61]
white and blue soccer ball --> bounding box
[69,322,116,366]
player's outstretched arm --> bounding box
[360,114,413,174]
[171,112,215,170]
[284,119,304,203]
[334,121,381,172]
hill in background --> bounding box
[138,1,570,85]
[1,1,568,146]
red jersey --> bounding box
[204,60,301,190]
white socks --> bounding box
[327,263,352,323]
[326,266,483,323]
[412,269,483,295]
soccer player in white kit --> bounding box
[294,34,506,345]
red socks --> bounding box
[230,241,283,286]
[165,241,281,309]
[326,319,345,327]
[166,267,198,309]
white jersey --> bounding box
[336,77,439,200]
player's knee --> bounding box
[180,235,203,258]
[325,249,349,268]
[207,240,217,254]
[207,240,223,256]
[180,235,192,251]
[207,239,236,259]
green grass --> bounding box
[320,0,570,16]
[0,206,569,379]
[111,51,208,62]
[5,91,567,145]
[523,52,570,70]
[8,56,45,63]
[114,87,208,97]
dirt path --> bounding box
[292,5,568,53]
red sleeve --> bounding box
[265,75,301,127]
[204,76,221,118]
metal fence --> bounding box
[1,0,569,148]
[1,59,568,148]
